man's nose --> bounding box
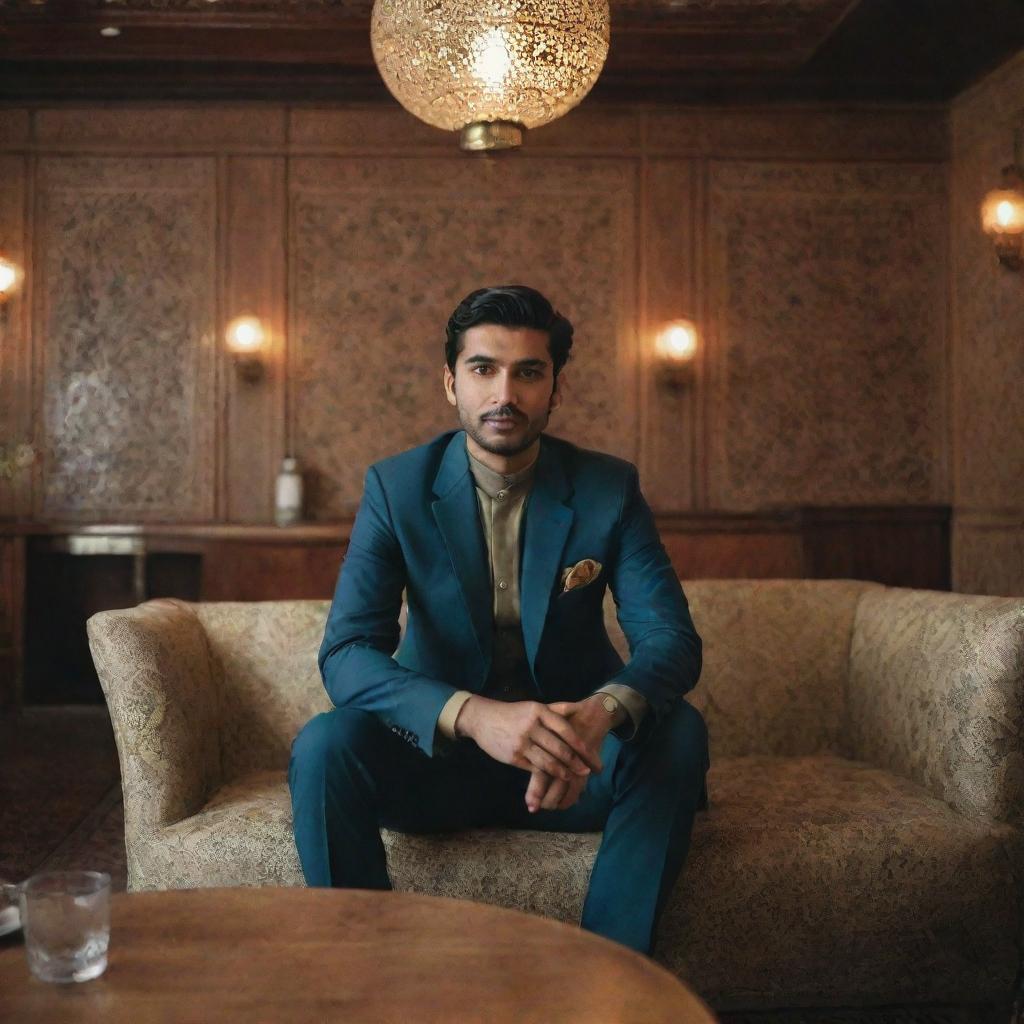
[494,371,518,405]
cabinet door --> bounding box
[0,537,25,709]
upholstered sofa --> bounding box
[87,579,1024,1021]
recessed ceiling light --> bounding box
[100,26,121,37]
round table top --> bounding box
[0,887,716,1023]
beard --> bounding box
[458,404,550,458]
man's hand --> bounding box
[454,696,601,780]
[525,696,625,813]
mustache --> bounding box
[483,408,521,420]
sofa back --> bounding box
[194,578,884,778]
[682,578,880,758]
[194,602,332,779]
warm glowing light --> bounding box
[472,28,512,88]
[981,187,1024,236]
[371,0,609,150]
[0,256,23,301]
[656,320,699,364]
[226,316,266,354]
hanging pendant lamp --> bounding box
[370,0,611,151]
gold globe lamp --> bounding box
[370,0,610,152]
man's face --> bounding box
[443,323,562,459]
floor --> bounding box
[1,705,128,891]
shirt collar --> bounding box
[466,441,538,499]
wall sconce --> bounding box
[0,254,24,304]
[225,315,267,384]
[981,111,1024,271]
[654,319,699,391]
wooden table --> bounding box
[0,887,716,1023]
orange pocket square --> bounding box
[560,558,602,593]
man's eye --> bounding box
[472,365,493,374]
[520,369,541,379]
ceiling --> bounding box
[1,0,1023,103]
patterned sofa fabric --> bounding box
[86,580,1024,1011]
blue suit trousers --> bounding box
[288,698,710,956]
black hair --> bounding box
[445,285,574,382]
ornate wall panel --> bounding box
[35,157,217,520]
[641,158,701,510]
[223,156,287,522]
[288,156,638,517]
[0,154,32,520]
[950,51,1024,595]
[706,161,948,511]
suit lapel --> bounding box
[520,437,575,678]
[431,432,492,672]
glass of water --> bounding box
[10,871,111,983]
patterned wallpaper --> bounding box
[0,103,952,527]
[707,162,947,510]
[950,50,1024,596]
[288,158,636,516]
[35,158,217,520]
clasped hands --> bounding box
[454,695,623,813]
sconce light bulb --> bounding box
[657,320,699,363]
[226,315,266,354]
[0,257,22,297]
[981,187,1024,236]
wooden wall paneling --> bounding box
[0,536,26,708]
[34,156,219,521]
[0,111,31,152]
[646,108,949,162]
[0,153,33,520]
[952,513,1024,598]
[200,540,344,600]
[287,150,639,518]
[661,526,804,581]
[224,156,287,522]
[950,53,1024,595]
[642,157,699,511]
[33,107,288,153]
[705,160,948,512]
[797,506,950,589]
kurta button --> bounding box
[496,490,507,500]
[498,579,508,590]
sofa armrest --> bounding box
[846,586,1024,825]
[87,598,222,835]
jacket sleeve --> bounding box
[318,466,459,756]
[605,465,702,724]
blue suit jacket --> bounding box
[319,430,702,756]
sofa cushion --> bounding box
[129,754,1019,1008]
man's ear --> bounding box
[549,373,565,412]
[442,364,457,407]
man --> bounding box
[289,285,709,956]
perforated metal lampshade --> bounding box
[370,0,610,150]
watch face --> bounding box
[602,695,618,714]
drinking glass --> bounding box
[3,870,111,983]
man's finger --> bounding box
[524,745,571,780]
[526,771,551,812]
[541,778,568,811]
[538,709,602,773]
[529,724,591,776]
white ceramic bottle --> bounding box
[274,456,303,527]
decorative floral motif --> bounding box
[0,441,36,480]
